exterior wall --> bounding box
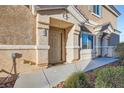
[77,5,117,29]
[37,9,81,64]
[80,49,93,60]
[0,46,38,77]
[77,5,119,59]
[0,6,38,76]
[0,5,36,45]
[0,6,81,70]
[0,5,120,73]
[107,33,120,57]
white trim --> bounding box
[104,5,120,17]
[90,5,102,18]
[94,26,102,32]
[95,24,115,34]
[84,22,94,27]
[113,30,121,35]
[36,14,39,45]
[35,45,50,50]
[95,46,116,48]
[82,31,93,35]
[80,49,93,54]
[108,25,114,32]
[67,6,87,24]
[92,12,101,18]
[0,45,50,50]
[88,19,98,26]
[31,5,37,16]
[0,45,35,50]
[35,5,67,11]
[66,46,80,49]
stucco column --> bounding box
[73,25,80,62]
[96,33,103,57]
[66,25,80,63]
[35,13,50,67]
[102,34,110,57]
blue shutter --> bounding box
[96,5,99,15]
[82,33,88,49]
[88,35,93,49]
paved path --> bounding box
[14,58,118,88]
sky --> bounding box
[115,5,124,42]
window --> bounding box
[93,5,100,15]
[90,5,101,16]
[82,33,93,49]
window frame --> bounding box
[90,5,102,18]
[81,32,94,49]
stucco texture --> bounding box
[77,5,117,29]
[0,5,36,45]
[0,49,40,77]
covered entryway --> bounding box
[34,5,87,67]
[49,27,66,64]
[101,34,110,56]
[48,18,73,65]
[95,23,115,57]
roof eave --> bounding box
[104,5,121,17]
[67,6,88,24]
[114,29,121,34]
[35,5,68,11]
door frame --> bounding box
[48,26,66,65]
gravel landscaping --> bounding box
[0,75,18,88]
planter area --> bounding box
[0,75,18,88]
[53,61,124,88]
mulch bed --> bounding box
[54,61,122,88]
[0,75,18,88]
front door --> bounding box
[49,27,65,64]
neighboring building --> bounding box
[0,5,121,70]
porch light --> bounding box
[63,11,69,20]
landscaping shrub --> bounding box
[95,67,124,88]
[64,72,90,88]
[115,42,124,60]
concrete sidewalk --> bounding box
[14,58,118,88]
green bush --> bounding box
[64,72,90,88]
[95,67,124,88]
[115,42,124,60]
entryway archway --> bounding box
[48,18,73,65]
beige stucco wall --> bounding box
[0,6,38,76]
[77,5,118,59]
[37,9,81,64]
[0,48,38,77]
[0,5,36,45]
[77,5,117,29]
[0,5,118,75]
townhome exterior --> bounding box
[76,5,121,59]
[0,5,120,72]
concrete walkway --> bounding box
[14,58,118,88]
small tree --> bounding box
[115,42,124,60]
